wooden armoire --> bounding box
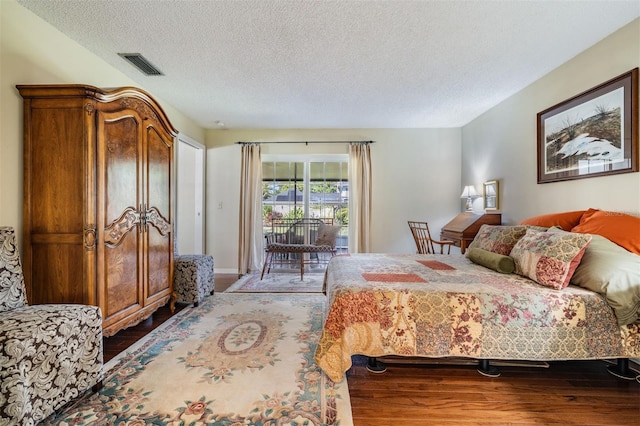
[18,84,177,337]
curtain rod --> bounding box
[236,140,374,145]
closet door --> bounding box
[96,107,145,333]
[177,135,205,254]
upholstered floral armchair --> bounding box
[0,227,103,426]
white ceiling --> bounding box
[17,0,640,130]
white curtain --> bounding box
[238,144,263,274]
[348,143,372,253]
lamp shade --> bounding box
[460,185,478,198]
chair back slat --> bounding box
[266,218,332,244]
[408,221,454,255]
[408,221,434,254]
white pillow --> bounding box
[570,234,640,326]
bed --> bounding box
[314,210,640,382]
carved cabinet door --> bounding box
[96,107,146,333]
[95,98,175,335]
[142,118,174,307]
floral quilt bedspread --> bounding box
[314,253,640,382]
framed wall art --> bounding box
[483,180,499,211]
[537,68,638,184]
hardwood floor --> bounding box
[347,356,639,425]
[103,273,640,425]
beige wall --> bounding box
[5,1,637,273]
[206,129,462,272]
[1,1,462,273]
[462,19,640,225]
[0,1,205,241]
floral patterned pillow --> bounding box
[510,228,592,290]
[466,225,529,256]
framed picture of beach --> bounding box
[536,68,638,184]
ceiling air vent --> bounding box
[117,53,163,76]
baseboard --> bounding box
[214,268,238,274]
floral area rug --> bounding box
[225,272,326,293]
[45,293,352,425]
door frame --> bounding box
[175,133,206,254]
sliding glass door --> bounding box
[262,155,348,253]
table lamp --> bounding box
[460,185,478,211]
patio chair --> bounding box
[261,219,340,280]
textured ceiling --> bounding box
[17,0,640,129]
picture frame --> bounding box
[537,68,638,184]
[483,180,499,211]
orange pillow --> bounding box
[571,209,640,255]
[519,210,586,231]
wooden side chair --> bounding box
[408,220,454,254]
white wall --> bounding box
[0,0,205,242]
[462,19,640,224]
[206,129,462,272]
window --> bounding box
[262,155,348,253]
